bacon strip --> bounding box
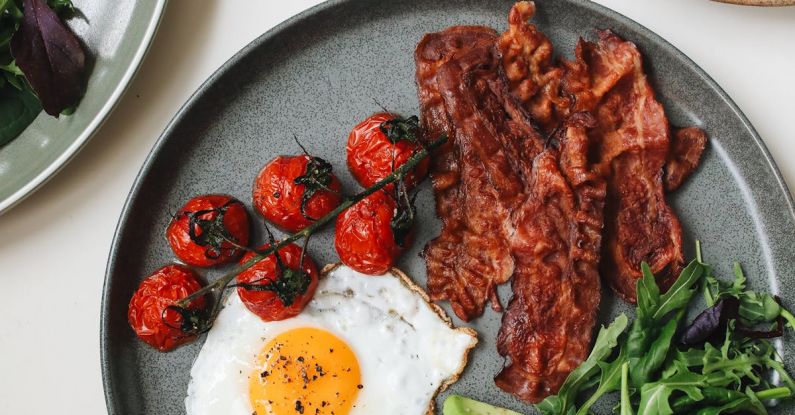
[496,114,605,402]
[416,27,527,321]
[499,3,699,302]
[414,1,708,403]
[571,31,682,300]
[665,127,708,191]
[416,21,605,403]
[499,1,568,134]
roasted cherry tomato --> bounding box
[166,194,250,267]
[128,264,206,352]
[236,243,320,321]
[253,155,343,233]
[346,112,429,189]
[335,190,413,275]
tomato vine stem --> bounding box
[172,135,447,329]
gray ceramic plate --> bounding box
[101,0,795,413]
[0,0,167,213]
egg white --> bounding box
[185,264,477,415]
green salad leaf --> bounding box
[0,84,40,146]
[670,386,767,415]
[704,261,795,328]
[638,369,706,415]
[534,243,795,415]
[575,346,625,415]
[630,317,679,388]
[650,260,706,322]
[621,362,634,415]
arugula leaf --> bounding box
[634,261,703,331]
[637,262,662,321]
[0,83,40,146]
[663,347,705,375]
[701,341,760,387]
[627,264,665,364]
[626,317,656,363]
[648,337,790,414]
[628,261,704,370]
[739,290,781,324]
[630,317,679,388]
[536,314,628,415]
[702,260,795,330]
[723,262,780,324]
[671,387,767,415]
[762,354,795,392]
[576,346,627,415]
[621,362,634,415]
[735,387,773,415]
[652,260,705,321]
[732,262,747,290]
[637,370,706,415]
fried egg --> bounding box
[185,264,477,415]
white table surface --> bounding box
[0,1,793,413]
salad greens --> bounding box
[536,243,795,415]
[0,0,85,146]
[620,362,633,415]
[703,258,795,329]
[444,243,795,414]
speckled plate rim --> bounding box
[100,0,795,413]
[0,0,168,214]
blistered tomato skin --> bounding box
[236,243,320,322]
[128,265,206,352]
[335,190,409,275]
[166,194,250,267]
[346,112,429,189]
[253,155,343,233]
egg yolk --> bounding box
[249,327,362,415]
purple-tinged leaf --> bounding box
[735,319,785,340]
[680,297,739,346]
[681,296,786,346]
[9,0,86,116]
